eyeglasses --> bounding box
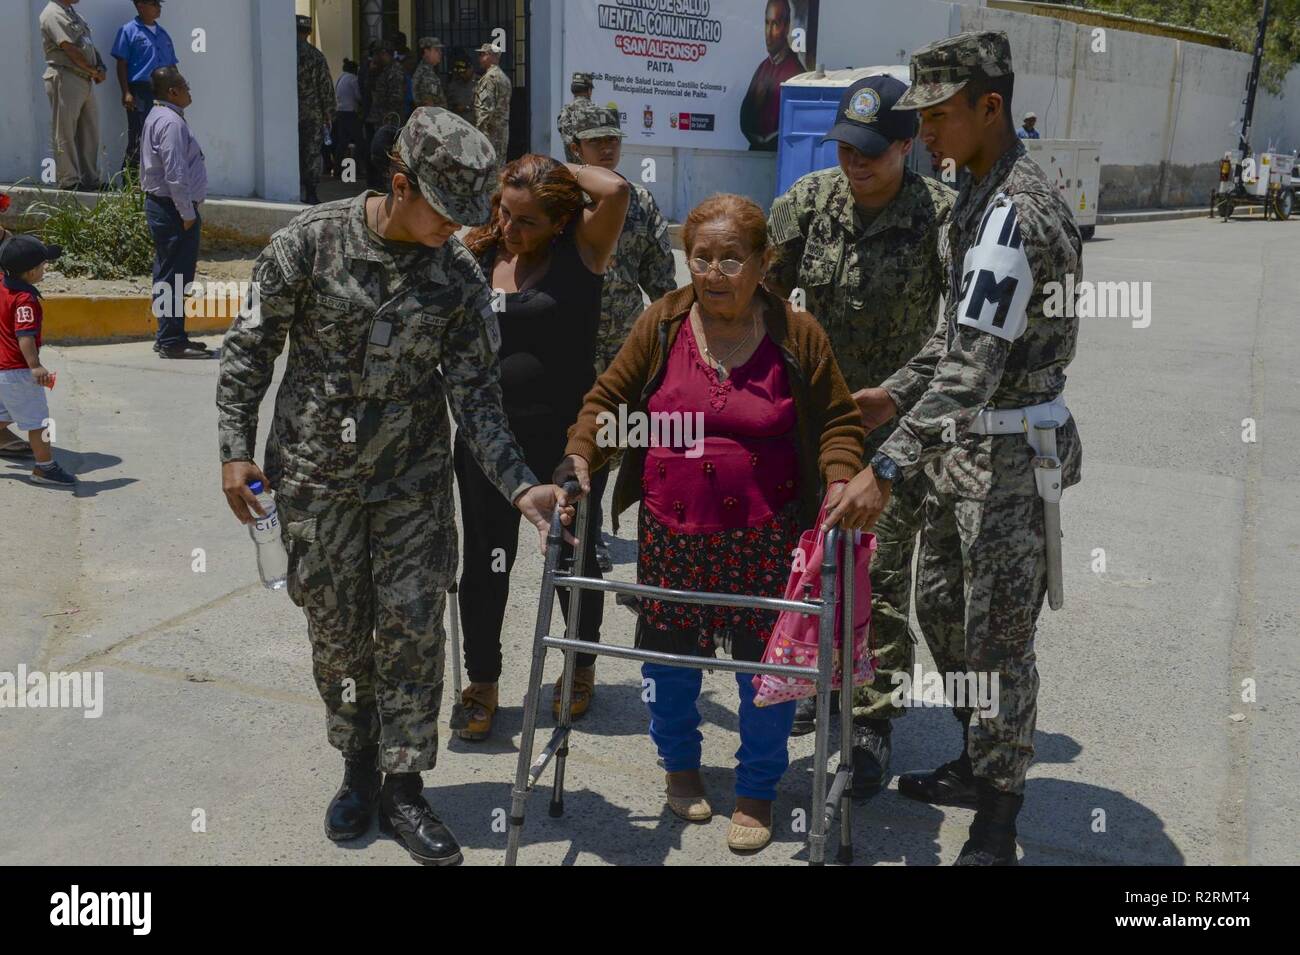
[686,251,757,277]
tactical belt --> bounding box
[968,395,1070,455]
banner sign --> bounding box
[564,0,818,152]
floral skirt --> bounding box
[637,501,802,649]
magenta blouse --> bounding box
[641,325,799,533]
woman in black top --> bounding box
[454,153,629,740]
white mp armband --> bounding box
[956,197,1033,342]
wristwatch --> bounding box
[870,452,902,484]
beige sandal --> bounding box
[728,800,773,852]
[665,771,713,822]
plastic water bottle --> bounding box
[248,480,289,590]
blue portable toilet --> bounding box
[776,65,919,195]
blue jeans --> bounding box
[641,661,797,801]
[145,193,201,348]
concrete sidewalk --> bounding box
[1,218,1296,866]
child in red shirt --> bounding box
[0,234,75,486]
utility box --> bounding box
[776,65,918,195]
[1024,139,1102,237]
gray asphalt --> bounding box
[2,215,1295,866]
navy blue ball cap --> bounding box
[822,74,918,158]
[0,234,62,277]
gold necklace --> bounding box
[695,305,758,380]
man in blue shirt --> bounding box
[112,0,178,172]
[1017,111,1040,139]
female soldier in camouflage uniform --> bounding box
[217,108,572,867]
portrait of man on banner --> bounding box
[740,0,818,151]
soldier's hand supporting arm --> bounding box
[825,329,1008,531]
[216,242,301,523]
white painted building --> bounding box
[534,0,1300,215]
[0,0,300,202]
[5,0,1298,213]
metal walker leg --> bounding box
[550,492,593,818]
[504,501,569,866]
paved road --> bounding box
[2,216,1296,865]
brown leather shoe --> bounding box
[552,666,595,720]
[455,682,498,741]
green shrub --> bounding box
[27,171,156,280]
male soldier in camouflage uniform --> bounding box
[296,15,334,205]
[826,32,1083,865]
[367,42,407,132]
[446,55,476,122]
[412,37,446,109]
[473,42,511,180]
[556,71,594,162]
[558,98,677,570]
[767,74,954,798]
[217,108,572,867]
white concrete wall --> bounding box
[815,0,1300,208]
[1,0,299,202]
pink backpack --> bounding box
[753,512,876,707]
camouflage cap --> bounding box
[475,42,501,54]
[418,36,444,50]
[559,99,625,143]
[296,14,311,32]
[895,31,1013,111]
[397,107,497,225]
[571,71,594,88]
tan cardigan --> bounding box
[564,284,866,532]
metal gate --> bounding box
[414,0,530,161]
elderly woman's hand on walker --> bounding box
[552,453,592,500]
[822,467,892,532]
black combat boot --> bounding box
[850,718,892,797]
[898,706,978,806]
[954,780,1023,865]
[324,746,381,841]
[790,690,839,737]
[379,772,463,866]
[305,185,320,205]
